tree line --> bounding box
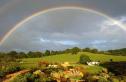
[0,47,126,60]
[107,48,126,56]
[0,47,99,59]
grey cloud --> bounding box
[0,0,126,51]
[0,0,126,39]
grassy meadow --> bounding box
[20,52,126,74]
[21,52,126,66]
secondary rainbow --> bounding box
[0,6,126,46]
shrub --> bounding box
[84,74,98,82]
[39,76,53,82]
[79,54,91,64]
[110,78,119,82]
[38,61,49,68]
[5,66,21,74]
[0,71,6,78]
[42,68,60,75]
[98,77,109,82]
[11,75,27,82]
[24,72,36,82]
[0,66,21,78]
[101,62,126,75]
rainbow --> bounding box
[0,6,126,46]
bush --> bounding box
[98,77,109,82]
[83,74,98,82]
[11,71,54,82]
[79,54,91,64]
[101,62,126,75]
[110,78,119,82]
[11,75,27,82]
[42,68,60,75]
[5,66,21,74]
[0,66,21,78]
[0,71,6,78]
[12,73,37,82]
[38,61,49,68]
[24,72,36,82]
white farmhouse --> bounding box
[87,61,100,66]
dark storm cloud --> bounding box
[0,0,126,51]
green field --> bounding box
[21,52,126,68]
[20,52,126,74]
[22,52,126,63]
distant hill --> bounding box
[107,48,126,56]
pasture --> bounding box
[21,52,126,64]
[21,52,126,74]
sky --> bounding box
[0,0,126,52]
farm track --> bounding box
[2,70,30,82]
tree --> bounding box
[83,48,91,52]
[8,51,18,58]
[27,51,34,58]
[18,52,26,58]
[71,47,80,54]
[45,50,50,56]
[35,52,43,57]
[64,49,71,53]
[79,54,91,64]
[91,48,98,53]
[27,51,43,58]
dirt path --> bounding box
[3,70,30,82]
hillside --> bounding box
[108,48,126,56]
[21,52,126,68]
